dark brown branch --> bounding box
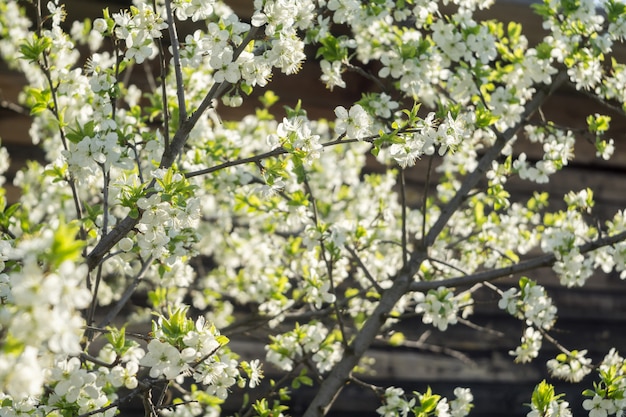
[85,26,262,271]
[164,0,187,125]
[98,256,155,328]
[419,70,569,252]
[302,70,569,417]
[409,230,626,292]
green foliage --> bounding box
[587,114,611,134]
[45,218,85,269]
[412,387,442,417]
[474,105,499,128]
[583,365,626,400]
[606,0,626,22]
[388,331,405,347]
[291,368,313,389]
[316,35,348,62]
[156,167,197,207]
[19,34,51,63]
[66,120,96,144]
[23,87,52,115]
[259,90,280,109]
[0,197,20,236]
[530,380,564,415]
[252,398,289,417]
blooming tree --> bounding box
[0,0,626,416]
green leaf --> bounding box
[528,191,550,211]
[316,35,348,61]
[216,335,230,346]
[507,21,522,42]
[475,106,499,128]
[66,120,96,144]
[587,114,611,134]
[531,2,555,18]
[259,90,280,108]
[535,42,553,60]
[24,87,52,115]
[530,380,564,412]
[19,33,52,62]
[1,334,25,355]
[47,218,86,269]
[415,387,441,413]
[148,287,168,308]
[240,82,253,96]
[0,199,20,233]
[607,0,626,22]
[284,99,306,118]
[296,368,313,387]
[582,388,596,397]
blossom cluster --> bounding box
[142,309,241,399]
[499,277,557,331]
[0,223,90,401]
[376,386,473,417]
[388,112,469,168]
[527,380,572,417]
[265,322,343,373]
[581,348,626,417]
[547,350,593,383]
[414,287,469,331]
[498,278,556,369]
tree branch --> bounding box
[164,0,187,125]
[399,168,408,267]
[419,70,569,253]
[301,255,425,417]
[302,70,569,417]
[98,256,155,328]
[159,25,261,169]
[85,26,262,271]
[409,230,626,292]
[86,215,140,270]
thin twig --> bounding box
[183,125,429,179]
[143,61,158,92]
[82,325,152,342]
[538,327,572,356]
[457,317,505,337]
[98,256,155,328]
[303,174,348,346]
[345,63,387,92]
[386,335,476,366]
[86,26,262,270]
[86,164,111,332]
[164,0,187,125]
[80,352,117,368]
[87,263,104,329]
[34,1,85,227]
[420,156,434,248]
[344,245,384,294]
[409,229,626,292]
[347,375,383,394]
[399,168,408,268]
[427,256,468,276]
[155,24,171,150]
[0,98,29,115]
